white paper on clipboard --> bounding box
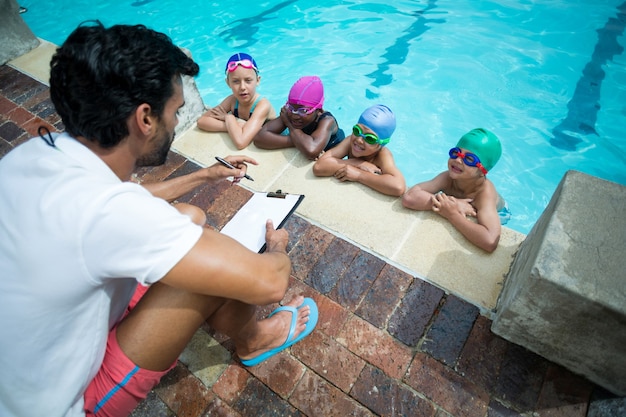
[220,192,304,253]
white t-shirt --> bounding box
[0,133,203,416]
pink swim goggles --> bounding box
[226,59,258,73]
[284,102,319,115]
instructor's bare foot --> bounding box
[237,295,310,361]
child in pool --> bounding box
[253,76,345,160]
[313,104,406,197]
[402,128,504,253]
[197,52,276,149]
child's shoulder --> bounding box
[216,94,236,108]
[328,137,352,157]
[482,177,500,195]
[254,97,276,118]
[255,96,273,108]
[432,171,453,190]
[472,178,499,203]
[373,145,397,161]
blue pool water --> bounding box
[20,0,626,234]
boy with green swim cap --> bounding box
[402,128,504,253]
[313,104,406,196]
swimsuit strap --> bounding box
[233,100,240,118]
[233,97,261,119]
[249,96,261,114]
[302,111,331,133]
[317,111,331,121]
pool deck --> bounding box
[1,41,617,416]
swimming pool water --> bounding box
[20,0,626,234]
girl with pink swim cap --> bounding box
[197,52,276,150]
[313,104,406,197]
[253,76,345,160]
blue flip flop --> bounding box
[240,297,318,367]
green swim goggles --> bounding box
[352,124,389,146]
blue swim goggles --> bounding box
[448,147,487,175]
[352,124,389,146]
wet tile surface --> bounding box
[1,65,618,416]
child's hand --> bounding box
[209,106,228,121]
[355,160,382,175]
[279,106,294,129]
[333,165,361,182]
[456,198,477,217]
[431,193,468,219]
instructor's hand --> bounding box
[264,219,288,253]
[210,155,258,184]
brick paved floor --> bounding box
[1,64,621,417]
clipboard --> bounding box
[220,190,305,253]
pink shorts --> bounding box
[83,285,176,416]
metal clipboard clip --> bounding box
[267,189,287,199]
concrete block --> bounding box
[0,0,40,66]
[176,48,206,137]
[492,170,626,395]
[588,395,626,417]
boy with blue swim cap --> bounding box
[313,104,406,196]
[402,127,505,253]
[357,104,396,145]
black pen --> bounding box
[215,156,254,181]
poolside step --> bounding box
[177,48,206,137]
[0,0,40,66]
[492,170,626,396]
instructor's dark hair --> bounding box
[50,21,199,148]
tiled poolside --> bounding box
[1,42,622,416]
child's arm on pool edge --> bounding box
[197,96,234,132]
[437,185,501,252]
[402,172,449,210]
[225,98,275,150]
[312,139,351,176]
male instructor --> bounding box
[0,21,316,416]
